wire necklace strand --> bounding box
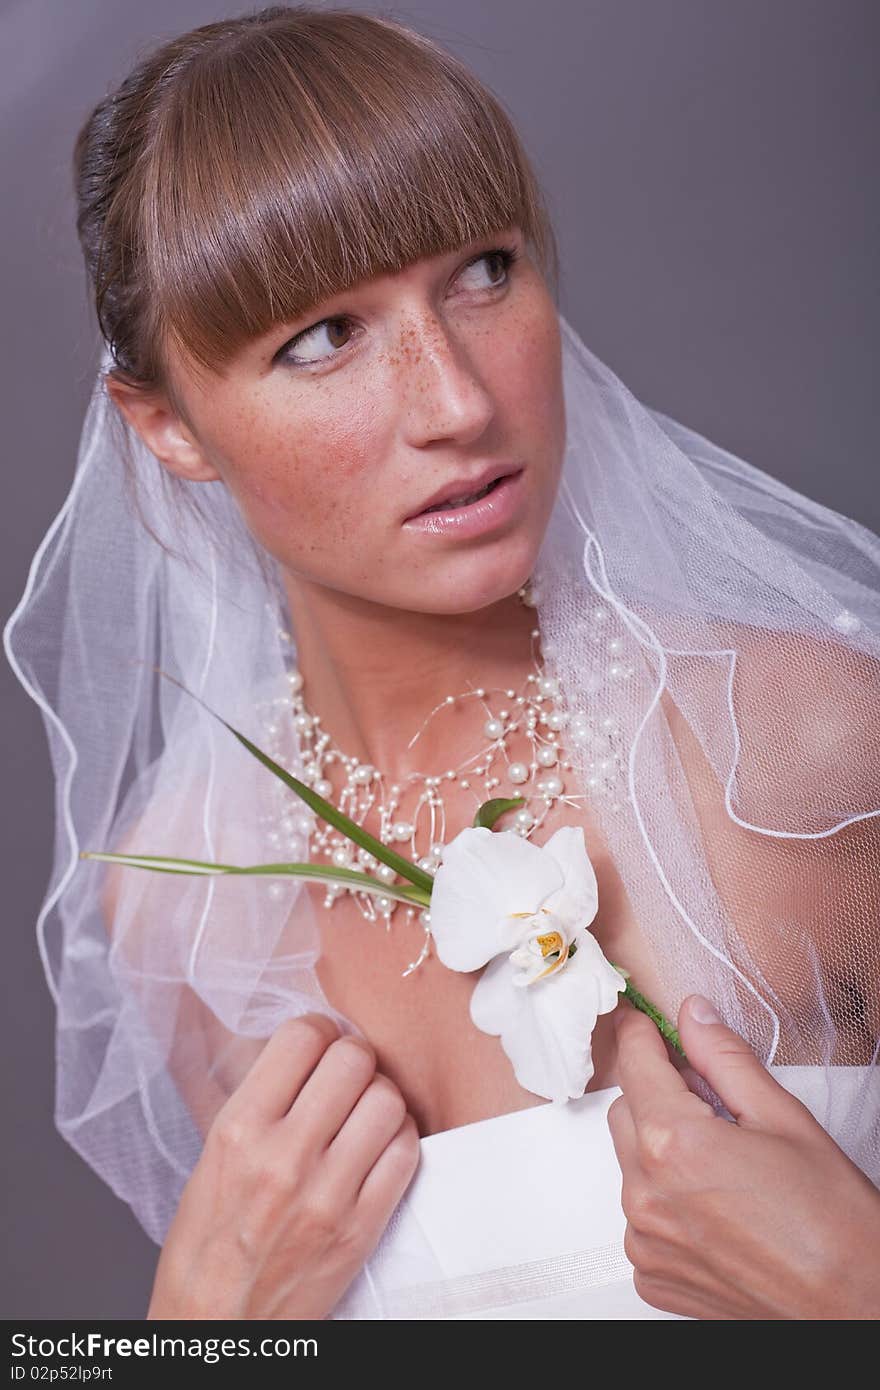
[256,578,628,975]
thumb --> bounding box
[678,994,812,1135]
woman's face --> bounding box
[156,223,566,615]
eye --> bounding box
[278,316,355,369]
[457,244,520,292]
[276,243,520,370]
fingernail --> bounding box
[689,994,721,1025]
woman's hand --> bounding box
[147,1012,420,1320]
[607,995,880,1320]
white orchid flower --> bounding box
[428,824,627,1102]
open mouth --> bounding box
[419,475,506,515]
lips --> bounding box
[421,477,499,512]
[406,462,522,521]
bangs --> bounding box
[138,12,558,380]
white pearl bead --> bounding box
[357,848,377,867]
[377,862,397,883]
[419,908,432,927]
[353,764,374,784]
[315,778,333,797]
[295,814,313,835]
[546,710,568,731]
[376,895,392,913]
[392,821,413,841]
[431,843,445,857]
[508,761,529,784]
[834,608,861,633]
[536,745,558,767]
[538,675,559,697]
[513,808,534,829]
[542,775,564,796]
[331,847,351,867]
[483,718,505,739]
[287,670,304,692]
[294,713,313,732]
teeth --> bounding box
[424,480,494,513]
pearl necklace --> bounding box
[257,580,629,976]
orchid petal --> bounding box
[538,825,600,930]
[428,826,564,971]
[470,935,626,1102]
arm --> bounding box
[606,626,880,1319]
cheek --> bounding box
[219,398,385,558]
[492,303,565,449]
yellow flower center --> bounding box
[536,930,565,958]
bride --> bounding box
[6,7,880,1320]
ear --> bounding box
[105,375,221,483]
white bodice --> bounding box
[331,1065,874,1319]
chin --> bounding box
[420,544,539,616]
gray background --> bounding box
[2,0,877,1319]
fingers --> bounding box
[325,1071,409,1179]
[356,1112,421,1225]
[613,1003,693,1127]
[606,1091,638,1171]
[222,1012,342,1124]
[676,995,819,1136]
[285,1032,381,1148]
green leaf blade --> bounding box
[473,796,525,830]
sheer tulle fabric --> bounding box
[4,316,879,1316]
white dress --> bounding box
[330,1065,873,1319]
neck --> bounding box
[282,575,542,782]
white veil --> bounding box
[4,313,879,1317]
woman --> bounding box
[5,6,880,1320]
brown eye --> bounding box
[325,317,352,348]
[281,316,355,368]
[458,245,518,292]
[484,251,509,283]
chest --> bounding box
[308,802,669,1137]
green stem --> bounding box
[613,967,687,1059]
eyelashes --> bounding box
[276,242,521,370]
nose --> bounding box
[397,312,496,450]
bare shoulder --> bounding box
[657,620,880,1056]
[660,620,880,817]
